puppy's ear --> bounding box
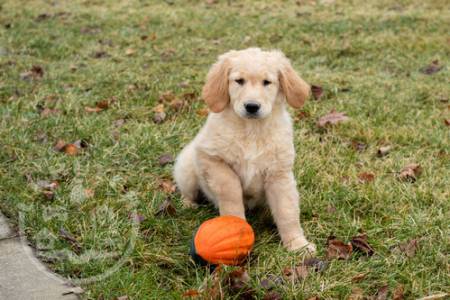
[278,54,310,109]
[202,55,231,113]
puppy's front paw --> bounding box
[286,237,317,255]
[181,196,198,209]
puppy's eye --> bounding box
[235,78,245,85]
[263,80,271,86]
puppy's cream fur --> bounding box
[174,48,315,252]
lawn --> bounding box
[0,0,449,299]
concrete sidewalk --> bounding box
[0,212,79,300]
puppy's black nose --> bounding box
[244,102,260,114]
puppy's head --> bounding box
[202,48,310,119]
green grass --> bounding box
[0,0,449,299]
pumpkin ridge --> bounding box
[209,227,252,251]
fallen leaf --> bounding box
[295,110,310,121]
[196,108,209,117]
[159,179,176,194]
[36,180,59,191]
[96,100,110,109]
[393,285,404,300]
[92,50,108,58]
[420,60,443,75]
[351,140,367,152]
[311,85,323,100]
[62,144,78,156]
[263,291,282,300]
[375,285,389,300]
[317,110,349,127]
[351,273,367,283]
[357,172,375,183]
[182,92,197,101]
[117,296,129,300]
[326,236,353,260]
[351,234,374,256]
[283,265,309,282]
[398,163,422,182]
[348,287,364,300]
[31,65,44,77]
[377,145,392,157]
[302,257,328,272]
[53,139,66,151]
[85,100,109,113]
[125,48,135,56]
[153,112,166,124]
[182,290,200,297]
[159,91,176,102]
[42,190,55,200]
[169,99,185,111]
[260,274,283,290]
[444,119,450,126]
[395,239,419,257]
[155,198,176,216]
[158,154,174,166]
[73,139,89,149]
[84,106,102,113]
[20,65,44,80]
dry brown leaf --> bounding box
[159,91,175,102]
[36,180,59,191]
[155,198,176,216]
[393,285,404,300]
[395,239,419,257]
[54,139,66,151]
[351,234,374,256]
[196,108,209,117]
[326,236,353,260]
[182,92,197,101]
[375,285,389,300]
[377,145,392,157]
[125,48,135,56]
[351,140,367,152]
[283,265,309,282]
[153,112,166,124]
[84,106,102,113]
[158,154,174,166]
[302,257,328,272]
[159,179,176,194]
[348,287,364,300]
[153,104,165,113]
[357,172,375,183]
[317,110,349,127]
[63,144,78,156]
[311,85,323,100]
[351,273,367,283]
[20,65,44,80]
[444,119,450,126]
[169,99,185,111]
[420,60,443,75]
[42,190,55,200]
[182,289,200,298]
[398,163,422,182]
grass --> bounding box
[0,0,449,299]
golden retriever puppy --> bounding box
[174,48,315,252]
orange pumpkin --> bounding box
[190,215,255,266]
